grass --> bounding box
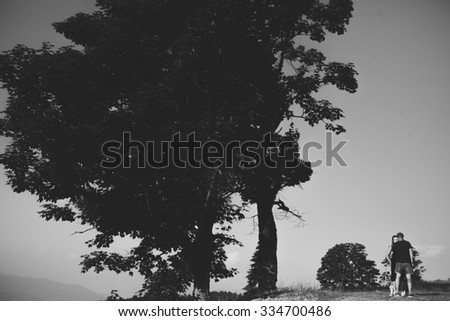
[252,281,450,301]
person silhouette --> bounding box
[389,232,414,298]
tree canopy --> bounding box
[317,243,380,290]
[0,0,357,299]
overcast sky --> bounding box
[1,0,449,297]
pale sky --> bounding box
[1,0,449,297]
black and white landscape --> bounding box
[0,0,449,301]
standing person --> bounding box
[385,235,398,296]
[390,232,414,297]
[386,235,408,296]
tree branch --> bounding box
[291,114,306,119]
[274,199,307,227]
[243,213,258,235]
[70,227,95,235]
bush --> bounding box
[317,243,380,290]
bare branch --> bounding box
[274,199,308,228]
[221,191,236,200]
[243,213,258,235]
[291,114,306,119]
[70,227,95,235]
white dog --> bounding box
[389,282,395,296]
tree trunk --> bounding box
[256,193,278,293]
[189,170,219,300]
[190,218,214,300]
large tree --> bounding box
[0,0,357,299]
[0,0,250,299]
[235,0,358,293]
[0,41,245,299]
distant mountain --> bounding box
[0,273,106,301]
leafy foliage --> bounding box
[243,245,264,298]
[238,0,357,294]
[0,0,357,298]
[317,243,380,290]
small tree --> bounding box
[243,245,269,299]
[317,243,379,290]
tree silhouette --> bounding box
[0,1,248,299]
[239,0,358,293]
[317,243,380,290]
[0,0,357,299]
